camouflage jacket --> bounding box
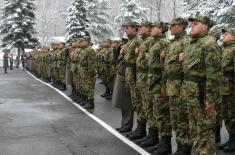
[182,32,222,103]
[221,40,235,95]
[164,32,188,78]
[148,35,170,91]
[164,32,189,96]
[136,35,153,84]
[79,46,96,76]
[124,34,143,64]
[124,34,143,84]
[70,48,80,73]
[56,48,67,67]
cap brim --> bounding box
[188,18,195,22]
[221,29,227,33]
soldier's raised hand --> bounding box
[160,51,167,59]
[179,52,186,62]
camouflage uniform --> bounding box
[56,45,67,89]
[136,22,153,123]
[79,37,96,109]
[181,16,222,155]
[147,22,170,137]
[221,28,235,151]
[164,18,189,148]
[123,23,143,117]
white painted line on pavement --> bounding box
[26,70,150,155]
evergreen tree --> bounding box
[86,0,114,43]
[0,0,39,54]
[65,0,90,43]
[181,0,235,29]
[114,0,149,36]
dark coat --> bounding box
[3,53,9,68]
[112,56,131,110]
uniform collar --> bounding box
[223,40,235,47]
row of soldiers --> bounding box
[26,36,96,109]
[24,15,235,155]
[113,16,235,155]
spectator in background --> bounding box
[112,38,133,133]
[3,49,9,74]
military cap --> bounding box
[169,18,188,27]
[139,21,153,27]
[102,39,111,43]
[188,16,214,28]
[222,28,235,35]
[209,31,221,41]
[151,22,169,32]
[122,21,140,27]
[80,36,91,42]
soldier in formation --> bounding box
[24,16,235,155]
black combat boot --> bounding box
[105,90,113,100]
[139,128,159,147]
[181,144,192,155]
[79,96,88,106]
[128,121,146,140]
[101,88,110,97]
[223,133,235,152]
[83,99,95,109]
[152,135,172,155]
[172,141,183,155]
[60,83,67,91]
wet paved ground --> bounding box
[0,68,233,155]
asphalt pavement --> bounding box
[0,68,233,155]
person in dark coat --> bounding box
[3,50,9,74]
[112,38,133,133]
[10,54,13,70]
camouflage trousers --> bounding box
[52,67,59,82]
[222,95,235,134]
[126,67,143,121]
[136,83,148,123]
[155,92,171,136]
[169,96,180,137]
[58,65,66,84]
[181,81,216,155]
[81,69,95,99]
[147,74,161,129]
[73,71,82,94]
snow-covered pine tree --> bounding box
[0,0,39,55]
[86,0,114,43]
[65,0,90,43]
[180,0,235,29]
[114,0,149,37]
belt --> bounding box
[125,63,136,68]
[149,68,161,75]
[184,75,205,83]
[137,67,148,73]
[223,72,234,78]
[166,74,184,81]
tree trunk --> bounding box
[17,47,21,58]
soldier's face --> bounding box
[124,26,137,36]
[151,27,162,36]
[111,42,118,48]
[223,32,235,42]
[82,40,89,47]
[170,24,183,35]
[138,26,151,35]
[191,21,208,35]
